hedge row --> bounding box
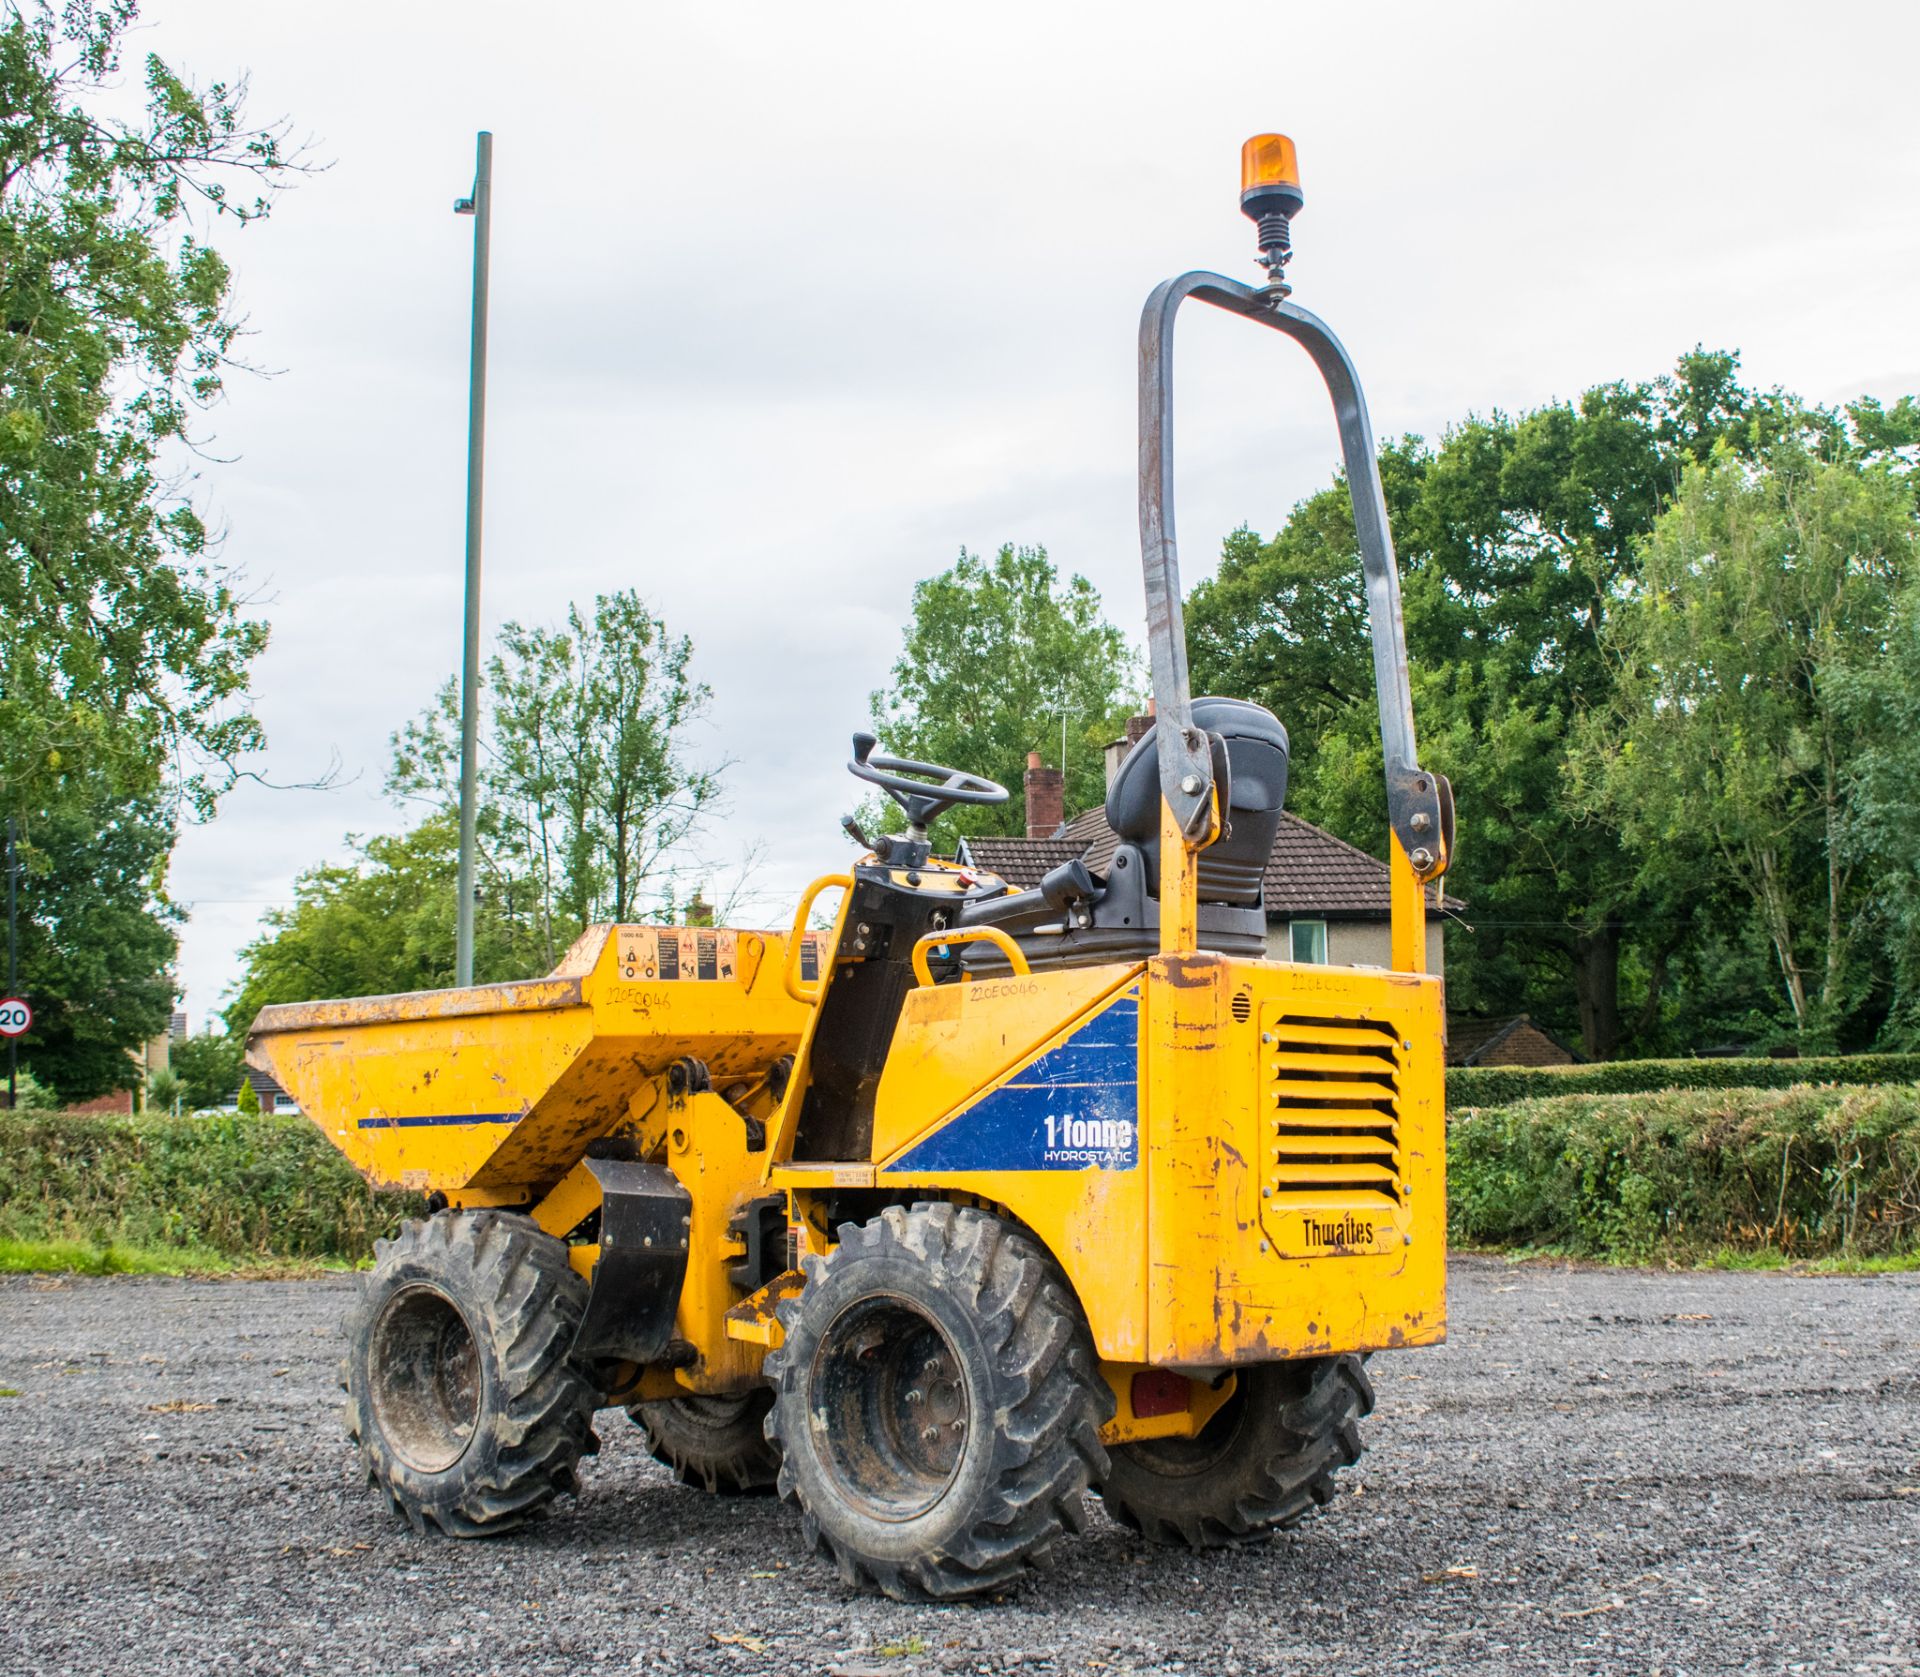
[1447,1052,1920,1110]
[0,1112,422,1262]
[7,1082,1920,1269]
[1448,1083,1920,1261]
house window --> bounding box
[1290,919,1329,964]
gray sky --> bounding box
[149,0,1920,1024]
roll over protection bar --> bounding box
[1137,271,1452,884]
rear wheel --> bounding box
[1097,1355,1372,1549]
[630,1389,781,1495]
[765,1202,1111,1601]
[344,1209,600,1535]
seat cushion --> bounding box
[1104,698,1289,904]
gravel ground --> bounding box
[0,1257,1915,1677]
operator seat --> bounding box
[956,697,1289,973]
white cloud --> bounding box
[138,0,1920,1021]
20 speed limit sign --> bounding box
[0,998,31,1037]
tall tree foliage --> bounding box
[1188,353,1799,1058]
[230,596,725,1021]
[1832,569,1920,1043]
[0,0,291,811]
[7,774,177,1096]
[1189,353,1920,1057]
[869,545,1140,839]
[0,2,298,1096]
[388,591,722,973]
[168,1026,242,1110]
[1586,438,1916,1042]
[226,817,467,1027]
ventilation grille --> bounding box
[1230,988,1253,1024]
[1264,1014,1402,1204]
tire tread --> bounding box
[764,1203,1111,1601]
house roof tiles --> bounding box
[1445,1013,1583,1067]
[962,806,1461,918]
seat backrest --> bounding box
[1104,697,1289,905]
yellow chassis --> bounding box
[252,861,1445,1447]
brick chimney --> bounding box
[1023,751,1065,838]
[1104,700,1157,788]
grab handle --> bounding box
[783,874,852,1004]
[909,927,1031,988]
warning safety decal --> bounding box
[616,927,738,982]
[614,927,824,984]
[889,987,1140,1174]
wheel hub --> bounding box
[811,1294,970,1521]
[367,1283,481,1474]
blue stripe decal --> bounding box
[355,1111,520,1130]
[892,990,1139,1173]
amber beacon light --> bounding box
[1239,132,1304,293]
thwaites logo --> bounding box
[1303,1212,1378,1249]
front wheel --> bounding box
[1097,1355,1372,1549]
[344,1210,601,1536]
[765,1202,1111,1600]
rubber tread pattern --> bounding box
[1098,1353,1373,1550]
[763,1202,1112,1601]
[631,1390,782,1495]
[344,1210,600,1537]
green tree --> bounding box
[10,773,176,1100]
[1187,352,1794,1058]
[169,1028,244,1111]
[389,591,722,970]
[1,2,302,1091]
[1,0,296,815]
[228,598,727,1024]
[1584,439,1916,1042]
[7,1066,61,1111]
[1832,573,1920,1043]
[236,1073,259,1115]
[225,817,469,1027]
[869,545,1141,839]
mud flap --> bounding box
[569,1160,692,1366]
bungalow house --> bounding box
[236,1065,296,1115]
[1444,1014,1581,1068]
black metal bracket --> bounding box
[568,1159,691,1368]
[726,1194,789,1294]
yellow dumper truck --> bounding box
[249,134,1455,1601]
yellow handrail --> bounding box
[909,926,1031,987]
[783,874,852,1004]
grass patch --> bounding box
[1690,1246,1920,1275]
[1461,1242,1920,1275]
[1450,1082,1920,1264]
[0,1235,356,1278]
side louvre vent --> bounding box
[1264,1014,1403,1205]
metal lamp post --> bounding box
[6,817,16,1110]
[453,131,493,987]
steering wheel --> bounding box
[849,732,1008,836]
